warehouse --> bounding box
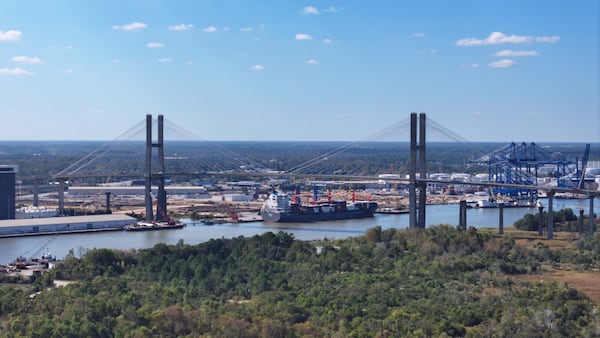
[0,214,136,237]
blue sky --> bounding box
[0,1,598,142]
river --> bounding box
[1,198,597,263]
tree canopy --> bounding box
[1,226,600,337]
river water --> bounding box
[1,198,597,263]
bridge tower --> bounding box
[144,114,167,222]
[409,112,427,228]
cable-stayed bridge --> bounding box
[51,114,596,194]
[52,116,500,179]
[19,113,598,238]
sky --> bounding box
[0,0,598,142]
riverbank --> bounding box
[1,198,597,264]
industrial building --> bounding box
[0,165,17,220]
[0,214,136,237]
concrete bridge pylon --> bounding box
[409,112,427,228]
[144,114,167,222]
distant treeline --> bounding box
[1,141,597,180]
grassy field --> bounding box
[479,226,600,304]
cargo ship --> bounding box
[260,190,378,223]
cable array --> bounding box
[53,114,581,182]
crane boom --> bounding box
[577,143,591,190]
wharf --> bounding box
[0,227,124,238]
[0,215,136,238]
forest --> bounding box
[1,225,600,337]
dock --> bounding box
[0,214,136,238]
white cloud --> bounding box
[457,32,531,46]
[305,59,318,65]
[251,64,264,71]
[223,27,230,32]
[185,61,195,65]
[456,32,560,46]
[0,67,32,75]
[295,33,313,41]
[168,24,193,31]
[489,59,516,68]
[240,27,253,32]
[11,56,43,64]
[470,63,479,68]
[112,22,147,31]
[62,69,74,74]
[495,49,538,57]
[412,32,426,38]
[301,6,319,15]
[146,42,165,48]
[0,30,22,41]
[203,26,218,32]
[536,36,560,43]
[157,58,173,63]
[323,38,333,44]
[322,6,344,13]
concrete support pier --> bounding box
[105,192,111,213]
[547,191,555,240]
[58,180,65,216]
[590,197,595,236]
[537,205,544,236]
[579,209,585,235]
[498,202,504,235]
[33,179,39,207]
[458,200,467,230]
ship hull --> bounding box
[261,205,377,223]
